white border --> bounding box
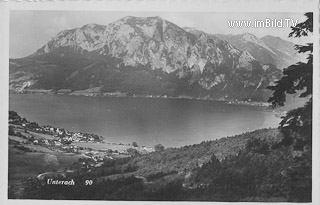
[0,0,319,205]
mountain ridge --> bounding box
[215,32,305,70]
[10,16,284,102]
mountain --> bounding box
[215,33,305,70]
[9,16,282,102]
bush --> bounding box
[246,138,270,155]
[127,148,139,157]
[9,126,15,135]
[132,141,138,147]
[155,144,165,152]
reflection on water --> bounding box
[9,94,280,147]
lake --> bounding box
[9,94,280,148]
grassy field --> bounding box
[29,131,55,140]
[9,135,27,143]
[8,123,150,190]
[8,146,82,186]
[8,125,132,187]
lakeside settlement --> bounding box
[9,111,155,172]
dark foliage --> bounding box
[127,148,140,157]
[267,13,312,149]
[188,137,311,202]
[146,170,177,181]
[19,136,311,201]
[132,141,138,147]
[154,144,165,152]
[9,111,20,120]
[8,125,15,135]
[246,138,270,155]
[267,12,312,105]
[280,99,312,149]
[14,126,311,202]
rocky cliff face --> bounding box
[36,17,246,73]
[10,16,282,101]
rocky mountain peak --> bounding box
[240,32,259,42]
[238,33,275,54]
[12,16,284,102]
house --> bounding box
[119,150,128,154]
[143,147,154,152]
[95,162,104,167]
[54,141,62,146]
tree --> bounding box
[9,125,15,135]
[246,138,270,155]
[127,148,139,156]
[267,13,313,148]
[154,144,165,152]
[132,141,138,147]
[267,14,312,202]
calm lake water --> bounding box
[9,94,280,148]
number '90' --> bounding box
[85,180,93,185]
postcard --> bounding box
[1,0,319,204]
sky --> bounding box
[9,11,313,58]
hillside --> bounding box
[8,111,311,201]
[215,33,306,70]
[12,125,311,202]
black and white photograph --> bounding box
[1,0,319,203]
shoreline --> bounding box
[9,111,155,156]
[9,89,271,107]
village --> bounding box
[9,111,155,170]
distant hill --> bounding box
[215,33,306,70]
